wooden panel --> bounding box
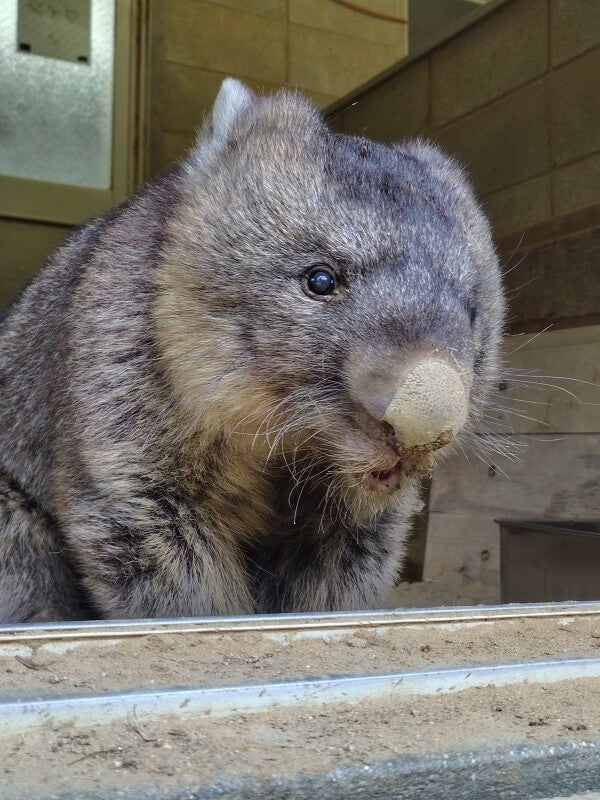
[484,175,552,240]
[208,0,286,17]
[331,59,429,142]
[164,0,287,84]
[491,325,600,434]
[288,23,401,99]
[424,432,600,580]
[289,0,408,47]
[424,325,600,580]
[423,513,499,580]
[0,217,71,310]
[162,130,196,170]
[430,0,547,128]
[434,81,550,197]
[430,434,600,518]
[161,65,283,137]
[496,203,600,255]
[0,175,112,226]
[553,153,600,219]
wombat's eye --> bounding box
[468,306,477,327]
[305,267,336,299]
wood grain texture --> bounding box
[164,0,287,83]
[503,225,600,332]
[496,203,600,254]
[424,433,600,579]
[424,326,600,581]
[492,324,600,434]
[423,513,499,580]
[0,218,71,310]
[430,434,600,519]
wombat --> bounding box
[0,80,504,622]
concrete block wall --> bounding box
[148,0,408,173]
[332,0,600,242]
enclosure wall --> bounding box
[331,0,600,333]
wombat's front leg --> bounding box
[64,493,255,619]
[0,474,90,623]
[252,514,410,613]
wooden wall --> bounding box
[328,0,600,583]
[0,1,409,310]
[423,325,600,581]
[0,219,70,311]
[148,0,408,175]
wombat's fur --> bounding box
[0,81,504,622]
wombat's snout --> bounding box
[382,359,468,449]
[349,355,469,451]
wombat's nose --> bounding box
[382,359,468,449]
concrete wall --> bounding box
[332,0,600,331]
[333,0,600,239]
[148,0,408,173]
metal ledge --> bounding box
[2,603,600,799]
[1,600,599,643]
[2,657,600,731]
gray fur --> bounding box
[0,82,504,621]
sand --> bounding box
[388,571,501,608]
[1,575,598,798]
[1,612,598,698]
[1,676,598,798]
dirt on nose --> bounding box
[410,428,454,455]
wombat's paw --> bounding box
[23,607,62,623]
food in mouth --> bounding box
[365,429,453,491]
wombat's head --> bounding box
[156,79,505,520]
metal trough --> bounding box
[0,602,599,800]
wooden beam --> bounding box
[502,225,600,333]
[493,325,600,434]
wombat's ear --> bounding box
[211,78,258,143]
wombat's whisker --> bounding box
[263,414,327,466]
[503,378,584,402]
[506,324,554,355]
[291,461,336,526]
[505,272,545,299]
[504,369,600,387]
[250,385,342,453]
[496,396,560,406]
[483,436,525,457]
[475,440,524,463]
[242,552,278,580]
[501,230,526,266]
[501,246,529,276]
[501,367,600,394]
[485,404,549,427]
[462,443,514,475]
[317,487,333,535]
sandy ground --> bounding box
[0,573,598,797]
[388,571,501,608]
[1,610,598,697]
[1,676,598,797]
